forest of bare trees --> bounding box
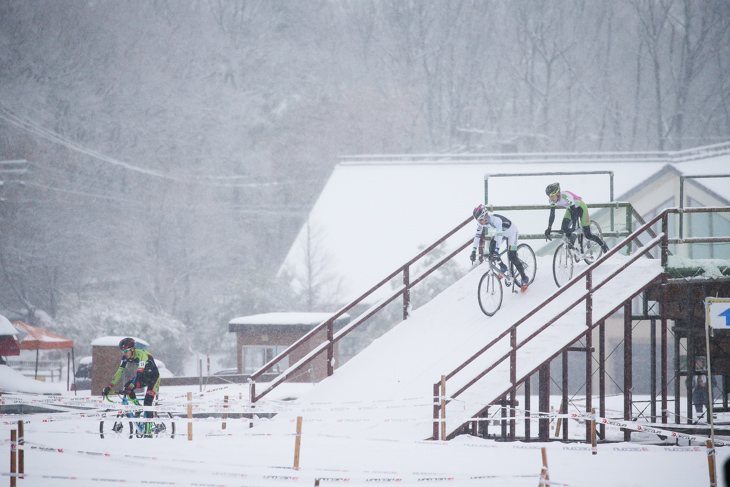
[1,0,729,371]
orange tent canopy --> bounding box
[12,321,74,350]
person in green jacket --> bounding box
[102,337,161,433]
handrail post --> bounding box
[625,206,632,255]
[440,375,447,441]
[326,319,334,377]
[679,176,685,239]
[610,172,615,233]
[433,383,440,440]
[403,266,410,320]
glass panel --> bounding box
[688,198,730,259]
[241,346,289,374]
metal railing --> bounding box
[249,215,474,403]
[679,175,730,239]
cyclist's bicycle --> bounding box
[100,390,176,439]
[477,244,537,316]
[548,220,604,288]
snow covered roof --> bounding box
[0,314,17,335]
[90,336,150,348]
[280,143,730,303]
[229,312,350,333]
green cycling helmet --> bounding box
[545,182,560,196]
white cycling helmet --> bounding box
[472,204,489,221]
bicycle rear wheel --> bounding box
[152,412,176,439]
[100,413,133,439]
[134,412,176,439]
[583,221,604,264]
[552,243,574,287]
[478,271,503,316]
[512,243,537,284]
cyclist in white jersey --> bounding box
[544,182,609,253]
[470,204,529,290]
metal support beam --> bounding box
[524,377,531,441]
[599,320,606,440]
[585,271,593,443]
[585,326,593,442]
[674,322,682,424]
[562,351,569,441]
[539,364,550,441]
[624,302,633,441]
[510,328,517,441]
[650,318,657,423]
[659,213,669,425]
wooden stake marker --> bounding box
[222,395,228,430]
[707,439,717,487]
[187,392,193,441]
[591,408,597,455]
[538,447,550,487]
[294,416,303,470]
[11,429,17,487]
[18,420,24,477]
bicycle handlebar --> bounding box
[103,390,134,403]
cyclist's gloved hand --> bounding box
[490,251,499,262]
[101,386,111,398]
[544,227,552,241]
[469,249,476,264]
[123,379,136,393]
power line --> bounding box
[0,103,318,189]
[22,181,309,216]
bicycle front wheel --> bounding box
[478,271,503,316]
[512,243,537,284]
[100,413,133,439]
[583,221,604,264]
[552,243,574,287]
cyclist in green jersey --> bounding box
[102,337,161,432]
[544,182,609,253]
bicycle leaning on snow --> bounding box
[547,220,604,288]
[100,390,176,439]
[476,244,537,317]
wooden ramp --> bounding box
[253,252,663,441]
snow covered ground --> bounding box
[1,254,727,486]
[0,381,726,487]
